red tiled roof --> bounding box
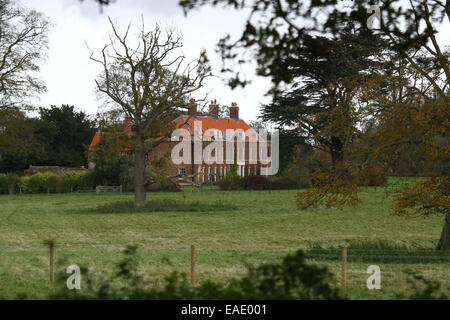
[88,132,102,151]
[175,116,251,132]
[172,115,260,141]
[89,115,262,151]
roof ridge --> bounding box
[177,114,246,124]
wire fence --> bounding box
[2,243,450,260]
[1,243,449,282]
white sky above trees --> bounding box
[22,0,272,122]
[21,0,450,123]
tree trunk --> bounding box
[330,136,344,167]
[134,132,147,208]
[436,213,450,251]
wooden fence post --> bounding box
[437,213,450,250]
[49,242,55,284]
[341,247,347,292]
[191,245,195,285]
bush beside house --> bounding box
[217,160,386,191]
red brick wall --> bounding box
[149,140,272,183]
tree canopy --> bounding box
[33,105,96,167]
[0,0,51,106]
[261,28,385,166]
[89,18,211,207]
[180,0,450,249]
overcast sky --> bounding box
[21,0,450,124]
[21,0,272,123]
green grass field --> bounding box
[0,179,449,299]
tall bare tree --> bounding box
[88,18,210,207]
[0,0,51,106]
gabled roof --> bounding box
[89,115,263,152]
[89,132,102,151]
[175,115,251,132]
[172,115,261,141]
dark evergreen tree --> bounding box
[33,105,96,167]
[261,30,384,167]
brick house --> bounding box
[89,99,272,184]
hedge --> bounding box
[63,171,95,192]
[0,171,96,194]
[19,172,57,194]
[0,173,20,194]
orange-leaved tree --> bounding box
[181,0,450,249]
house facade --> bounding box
[89,99,272,184]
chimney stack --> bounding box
[188,98,197,116]
[123,116,132,135]
[209,99,219,118]
[230,102,239,120]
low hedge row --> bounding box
[217,166,386,191]
[0,173,20,195]
[0,171,95,194]
[217,174,310,191]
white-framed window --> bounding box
[178,167,186,177]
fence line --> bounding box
[2,245,450,253]
[3,242,450,252]
[2,245,450,263]
[1,244,449,290]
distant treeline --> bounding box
[0,105,96,173]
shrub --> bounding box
[119,167,134,192]
[119,166,180,192]
[19,172,56,193]
[14,171,94,194]
[272,165,311,189]
[244,175,269,190]
[158,177,180,192]
[63,171,95,192]
[52,175,65,193]
[49,246,342,300]
[63,171,79,192]
[266,176,283,190]
[267,176,295,190]
[79,171,95,190]
[218,165,310,191]
[356,166,387,187]
[0,173,20,194]
[146,179,181,192]
[33,172,56,193]
[0,174,8,194]
[305,152,329,172]
[18,175,30,193]
[397,270,449,300]
[96,200,236,213]
[217,176,245,190]
[228,159,239,178]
